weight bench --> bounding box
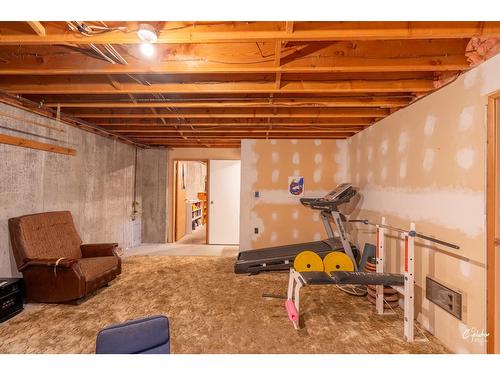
[284,218,460,343]
[285,269,404,329]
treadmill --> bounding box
[234,183,359,274]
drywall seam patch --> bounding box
[458,106,475,131]
[456,148,476,170]
[398,131,409,152]
[424,115,436,136]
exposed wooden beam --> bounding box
[91,118,375,127]
[0,79,434,94]
[44,97,410,109]
[127,93,137,104]
[129,135,354,139]
[150,106,187,140]
[0,133,76,156]
[26,22,46,37]
[149,143,241,148]
[110,128,362,133]
[275,73,282,90]
[107,75,122,90]
[72,108,388,119]
[0,54,470,75]
[134,135,351,140]
[1,21,499,44]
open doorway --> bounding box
[487,94,500,353]
[173,160,208,244]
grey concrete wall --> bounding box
[0,102,139,278]
[137,148,168,243]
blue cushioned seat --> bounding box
[96,315,170,354]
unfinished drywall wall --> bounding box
[0,102,138,278]
[240,139,348,251]
[137,148,168,243]
[347,53,500,353]
[167,147,240,242]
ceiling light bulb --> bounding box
[140,42,155,58]
[137,24,158,43]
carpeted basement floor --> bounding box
[0,256,449,354]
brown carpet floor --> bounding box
[0,256,449,354]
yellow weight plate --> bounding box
[323,252,354,274]
[293,251,324,272]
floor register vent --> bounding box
[425,277,462,320]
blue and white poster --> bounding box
[288,176,304,197]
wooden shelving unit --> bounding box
[185,199,203,234]
[197,192,208,225]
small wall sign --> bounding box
[288,176,305,197]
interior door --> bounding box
[208,160,241,244]
[495,99,500,353]
[175,161,187,241]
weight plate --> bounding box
[367,285,398,295]
[293,251,324,272]
[367,293,400,307]
[323,251,354,274]
[367,287,400,302]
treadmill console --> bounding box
[300,183,356,211]
[323,183,353,201]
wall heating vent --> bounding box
[426,277,462,320]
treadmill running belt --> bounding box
[236,239,341,262]
[234,238,344,274]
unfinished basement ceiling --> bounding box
[0,21,499,148]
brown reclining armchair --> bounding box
[8,211,122,303]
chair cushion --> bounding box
[96,315,170,354]
[77,257,119,281]
[9,211,82,268]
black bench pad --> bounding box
[299,271,336,284]
[298,271,404,286]
[330,271,404,286]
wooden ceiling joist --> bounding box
[0,22,499,45]
[100,128,368,134]
[91,117,375,125]
[0,39,470,75]
[26,21,46,37]
[0,79,434,94]
[0,55,467,75]
[70,108,389,119]
[94,123,370,133]
[1,21,498,147]
[43,97,410,109]
[132,132,354,143]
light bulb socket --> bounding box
[137,24,158,43]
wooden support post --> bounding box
[0,133,76,156]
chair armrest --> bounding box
[81,243,120,258]
[19,258,78,271]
